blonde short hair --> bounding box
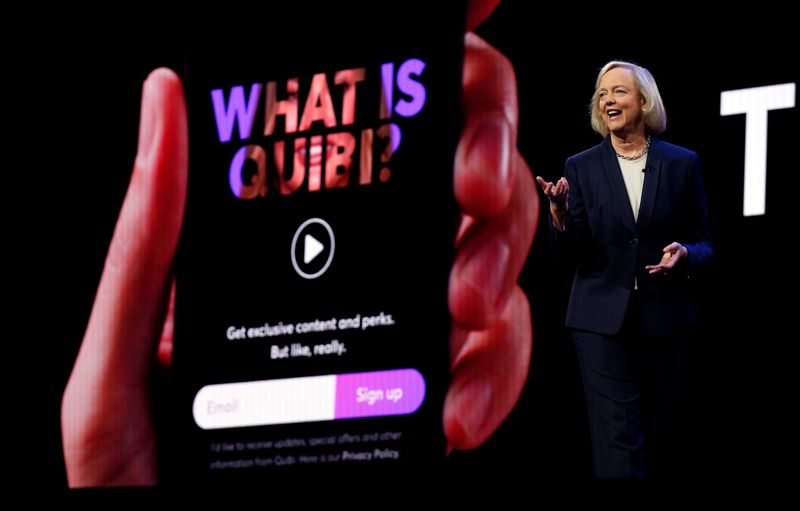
[590,60,667,137]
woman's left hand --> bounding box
[645,242,688,274]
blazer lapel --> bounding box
[636,136,662,233]
[599,137,636,233]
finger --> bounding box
[62,68,187,487]
[663,242,680,253]
[445,285,532,450]
[455,32,518,218]
[535,176,553,192]
[466,0,501,31]
[450,152,537,329]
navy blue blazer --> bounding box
[554,136,713,336]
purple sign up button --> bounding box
[335,369,426,420]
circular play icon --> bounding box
[291,218,335,279]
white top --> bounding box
[618,154,648,221]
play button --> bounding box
[304,234,324,264]
[291,218,335,279]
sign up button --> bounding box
[335,369,426,420]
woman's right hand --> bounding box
[535,176,569,230]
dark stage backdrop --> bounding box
[38,1,796,490]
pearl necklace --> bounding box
[615,135,651,161]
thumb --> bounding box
[82,67,187,385]
[62,68,187,487]
[663,242,680,253]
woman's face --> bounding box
[597,67,645,137]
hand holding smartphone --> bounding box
[62,2,536,488]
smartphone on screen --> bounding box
[170,4,465,483]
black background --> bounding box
[34,0,797,492]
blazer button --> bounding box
[629,237,638,246]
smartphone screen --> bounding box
[170,5,465,483]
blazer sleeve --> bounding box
[550,156,589,260]
[682,152,714,274]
